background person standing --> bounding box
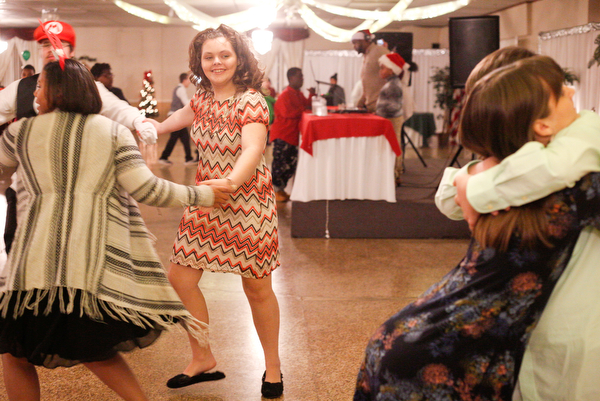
[351,29,390,112]
[90,62,128,102]
[269,67,314,202]
[20,64,35,79]
[376,53,411,185]
[158,73,195,166]
[324,73,346,106]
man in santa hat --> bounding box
[351,29,389,112]
[377,53,414,185]
[0,20,156,144]
[0,20,157,254]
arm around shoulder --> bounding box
[467,130,600,213]
[435,164,474,220]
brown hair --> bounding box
[189,24,264,93]
[43,59,102,115]
[460,55,565,251]
[465,46,536,94]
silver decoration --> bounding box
[539,23,600,41]
[305,50,362,58]
[190,74,202,87]
[413,49,449,56]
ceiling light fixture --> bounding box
[252,29,274,55]
[114,0,174,24]
[114,0,472,43]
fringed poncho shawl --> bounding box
[0,111,212,340]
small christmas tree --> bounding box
[139,70,158,117]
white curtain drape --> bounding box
[258,38,306,94]
[0,38,42,87]
[302,50,361,102]
[411,49,449,133]
[539,23,600,113]
[292,48,449,132]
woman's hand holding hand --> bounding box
[202,178,237,208]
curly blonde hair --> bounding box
[189,24,264,93]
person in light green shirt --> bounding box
[435,50,600,400]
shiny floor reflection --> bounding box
[0,135,471,400]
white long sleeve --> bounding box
[434,161,479,220]
[96,82,157,144]
[96,81,142,130]
[0,79,26,125]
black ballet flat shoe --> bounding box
[261,371,284,399]
[166,371,226,388]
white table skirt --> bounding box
[290,135,397,202]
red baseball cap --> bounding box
[34,20,76,48]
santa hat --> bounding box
[351,29,373,42]
[34,20,76,48]
[378,53,408,75]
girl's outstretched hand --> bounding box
[143,118,165,135]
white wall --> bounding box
[76,26,198,113]
[495,0,592,50]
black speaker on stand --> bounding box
[448,16,500,166]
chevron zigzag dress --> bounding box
[171,89,280,278]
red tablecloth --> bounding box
[299,112,402,156]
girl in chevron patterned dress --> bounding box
[146,24,283,398]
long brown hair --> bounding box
[464,46,536,94]
[189,24,264,93]
[43,59,102,115]
[460,55,565,251]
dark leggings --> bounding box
[271,139,298,191]
[160,127,193,161]
[4,187,16,254]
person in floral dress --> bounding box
[355,56,600,400]
[146,24,282,398]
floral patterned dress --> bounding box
[170,89,280,279]
[355,173,600,401]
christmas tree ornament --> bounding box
[139,70,158,117]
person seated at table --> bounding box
[324,73,346,106]
[269,67,314,202]
[376,53,411,186]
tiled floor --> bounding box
[0,135,471,400]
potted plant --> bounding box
[429,66,461,146]
[588,34,600,68]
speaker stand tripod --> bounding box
[449,144,476,167]
[401,124,427,168]
[449,144,463,167]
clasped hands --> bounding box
[202,178,238,208]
